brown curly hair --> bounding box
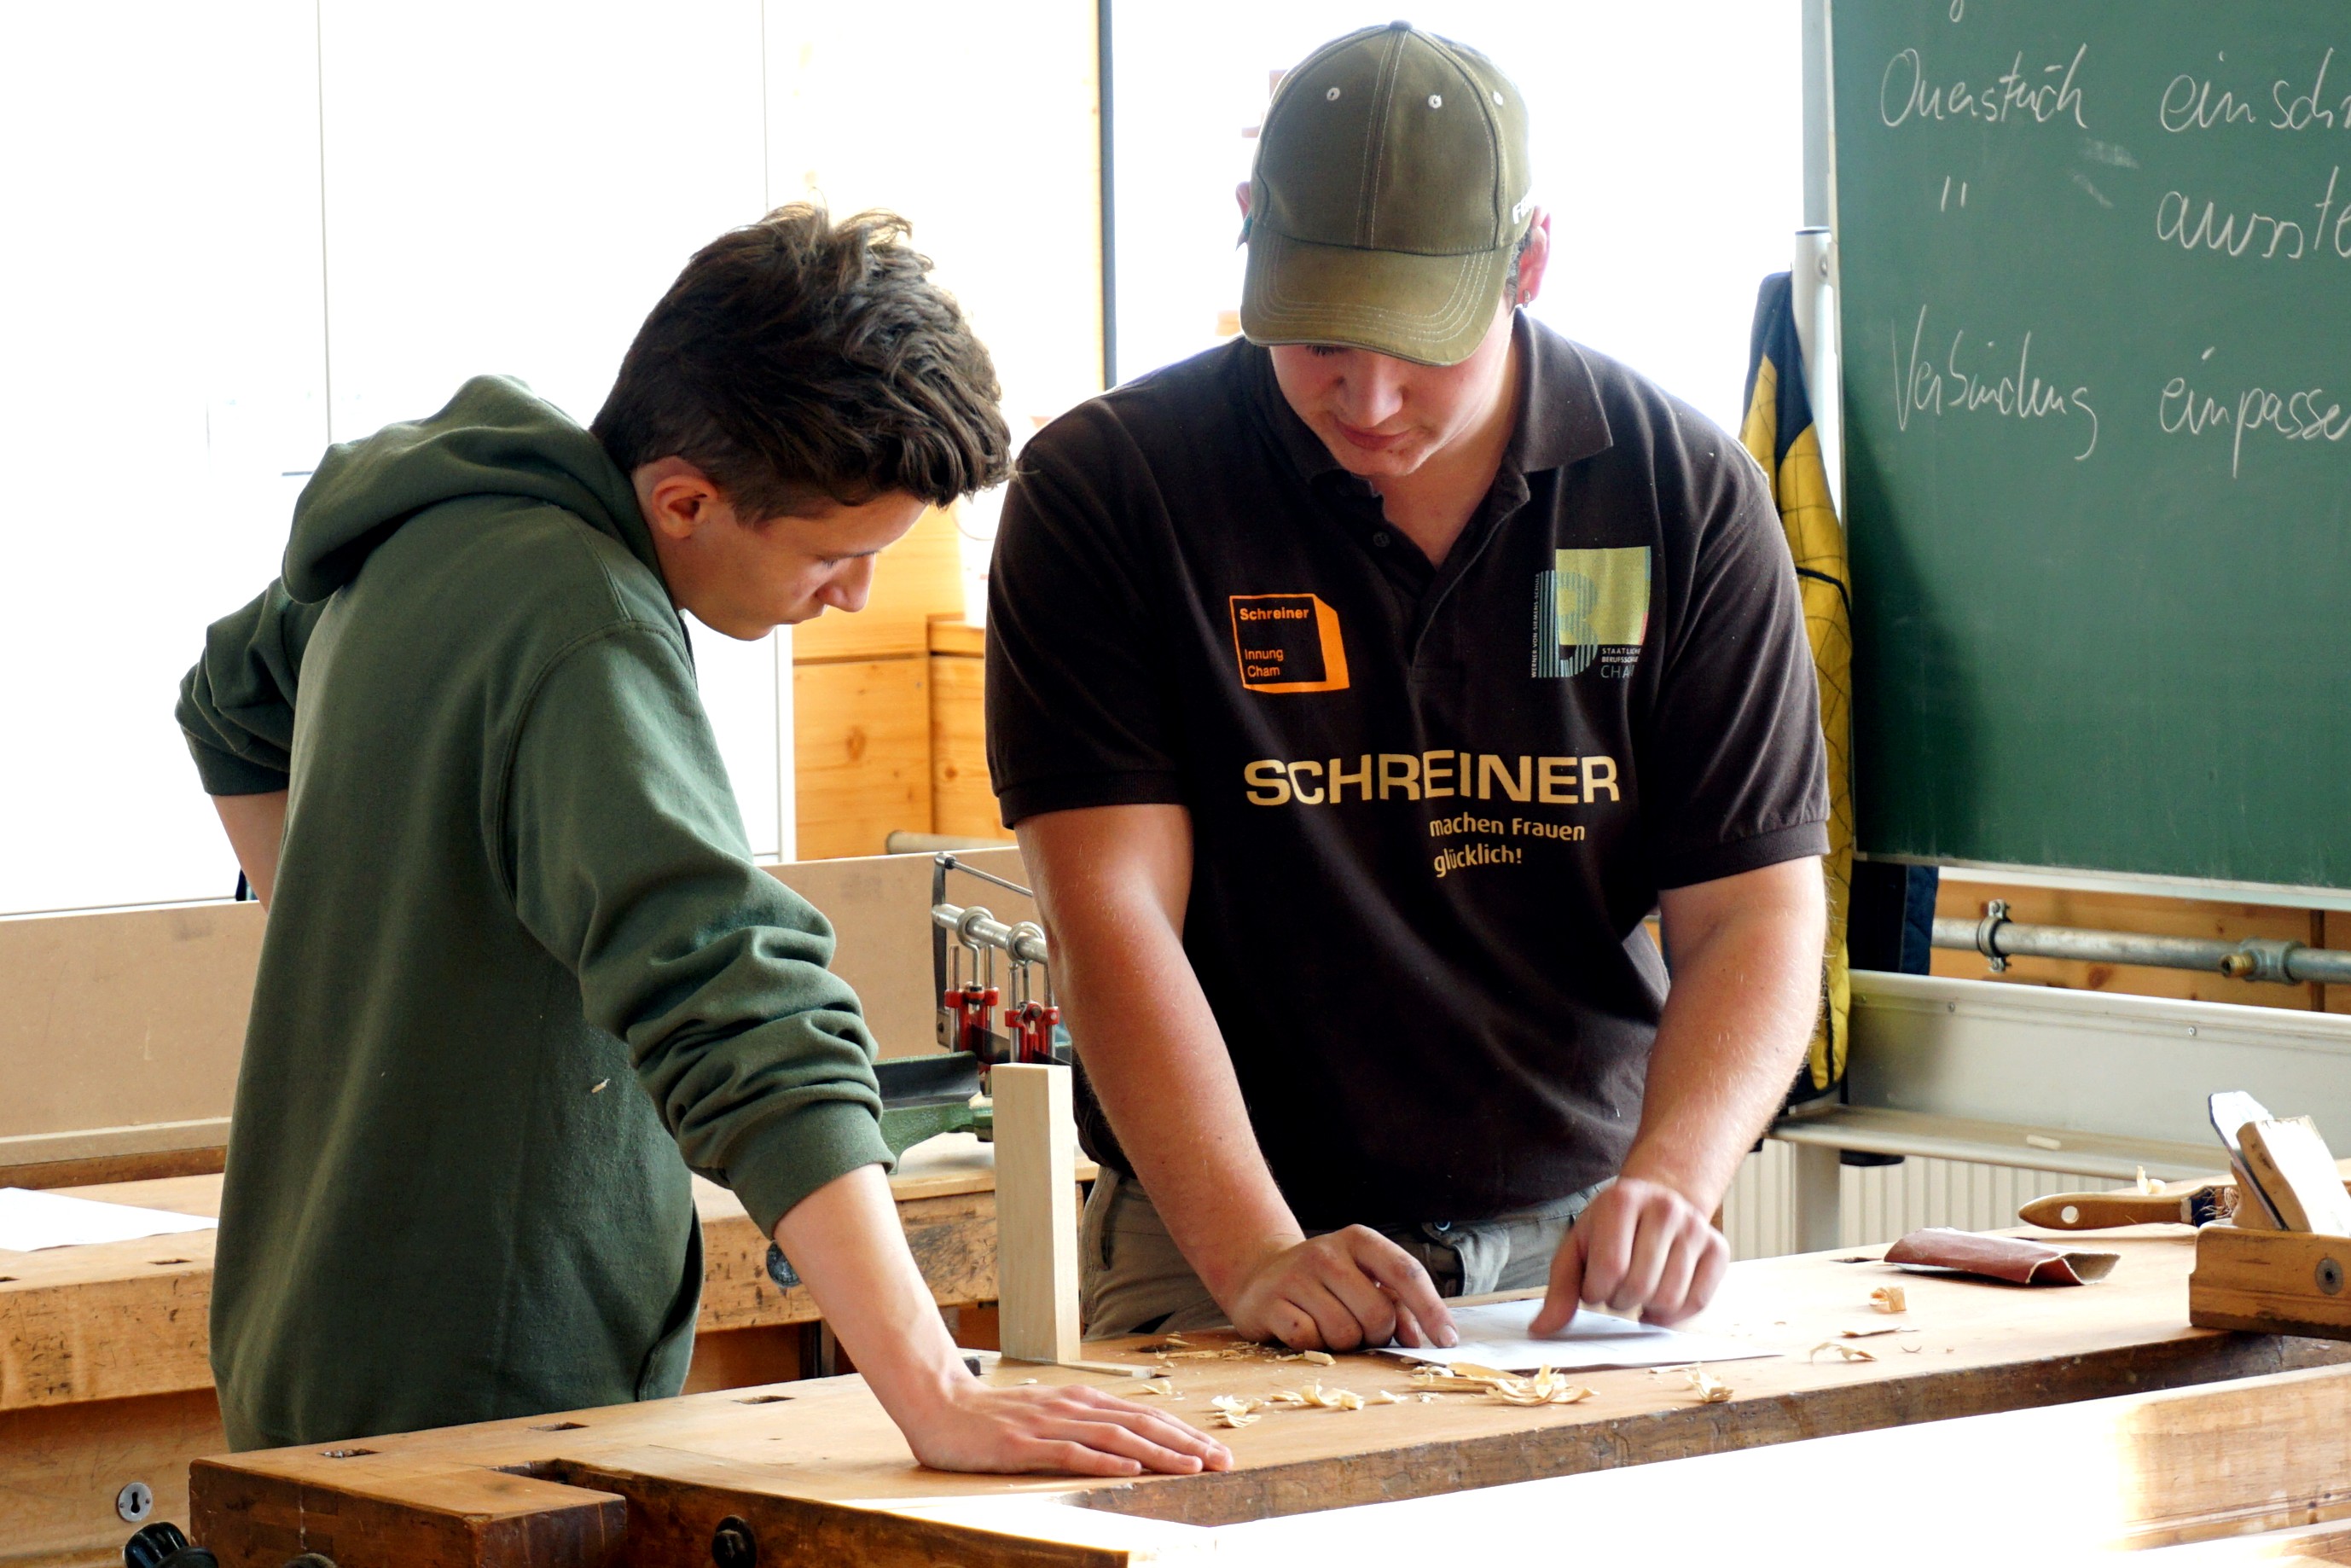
[593,203,1010,518]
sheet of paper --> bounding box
[1384,1301,1777,1373]
[0,1187,218,1252]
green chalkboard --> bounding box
[1834,0,2351,891]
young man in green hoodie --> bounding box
[177,204,1226,1478]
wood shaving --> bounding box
[1209,1396,1263,1429]
[1839,1326,1901,1339]
[1263,1380,1365,1411]
[1871,1286,1907,1314]
[1686,1366,1733,1403]
[2136,1165,2159,1195]
[1901,1343,1924,1354]
[1484,1368,1597,1408]
[1301,1350,1337,1366]
[1409,1365,1505,1394]
[1374,1390,1408,1404]
[1448,1361,1513,1381]
[1808,1341,1878,1362]
[1133,1378,1176,1397]
[1409,1362,1591,1404]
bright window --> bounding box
[0,0,1100,915]
[1108,2,1802,435]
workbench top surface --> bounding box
[200,1229,2351,1537]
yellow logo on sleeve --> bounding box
[1229,594,1350,694]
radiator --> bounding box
[1721,1140,2094,1260]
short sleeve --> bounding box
[504,624,894,1236]
[984,417,1187,825]
[1641,450,1830,889]
[177,581,325,795]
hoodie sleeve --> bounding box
[177,581,326,796]
[502,621,894,1238]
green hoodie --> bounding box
[177,376,894,1450]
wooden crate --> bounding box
[926,617,1010,843]
[789,658,933,863]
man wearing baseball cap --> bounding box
[987,23,1829,1348]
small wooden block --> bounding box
[2189,1224,2351,1339]
[987,1064,1081,1365]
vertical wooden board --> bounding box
[791,659,932,861]
[789,507,966,664]
[989,1065,1080,1365]
[928,653,1010,841]
[0,903,260,1146]
[1929,882,2325,1011]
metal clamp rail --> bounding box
[932,902,1049,966]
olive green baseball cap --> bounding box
[1240,21,1532,367]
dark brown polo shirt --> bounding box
[985,315,1827,1228]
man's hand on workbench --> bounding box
[906,1379,1234,1477]
[1223,1228,1458,1351]
[1531,1176,1727,1332]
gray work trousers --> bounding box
[1078,1165,1606,1340]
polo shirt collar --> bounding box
[1245,311,1615,491]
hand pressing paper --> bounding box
[1883,1228,2117,1286]
[1384,1301,1777,1374]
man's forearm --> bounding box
[1627,861,1827,1212]
[213,790,289,912]
[1019,808,1303,1303]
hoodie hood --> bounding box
[284,376,659,604]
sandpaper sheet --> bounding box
[1884,1228,2117,1286]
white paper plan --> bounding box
[1383,1300,1778,1373]
[0,1187,218,1252]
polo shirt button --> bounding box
[1372,530,1390,548]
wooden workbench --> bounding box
[0,1135,1057,1567]
[187,1230,2351,1567]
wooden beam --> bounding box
[987,1064,1081,1366]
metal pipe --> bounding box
[1932,907,2351,986]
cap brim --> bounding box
[1240,226,1512,367]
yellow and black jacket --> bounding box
[1740,273,1854,1105]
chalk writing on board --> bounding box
[1892,305,2100,461]
[1880,44,2090,129]
[2160,49,2351,134]
[2159,356,2351,479]
[2156,167,2351,260]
